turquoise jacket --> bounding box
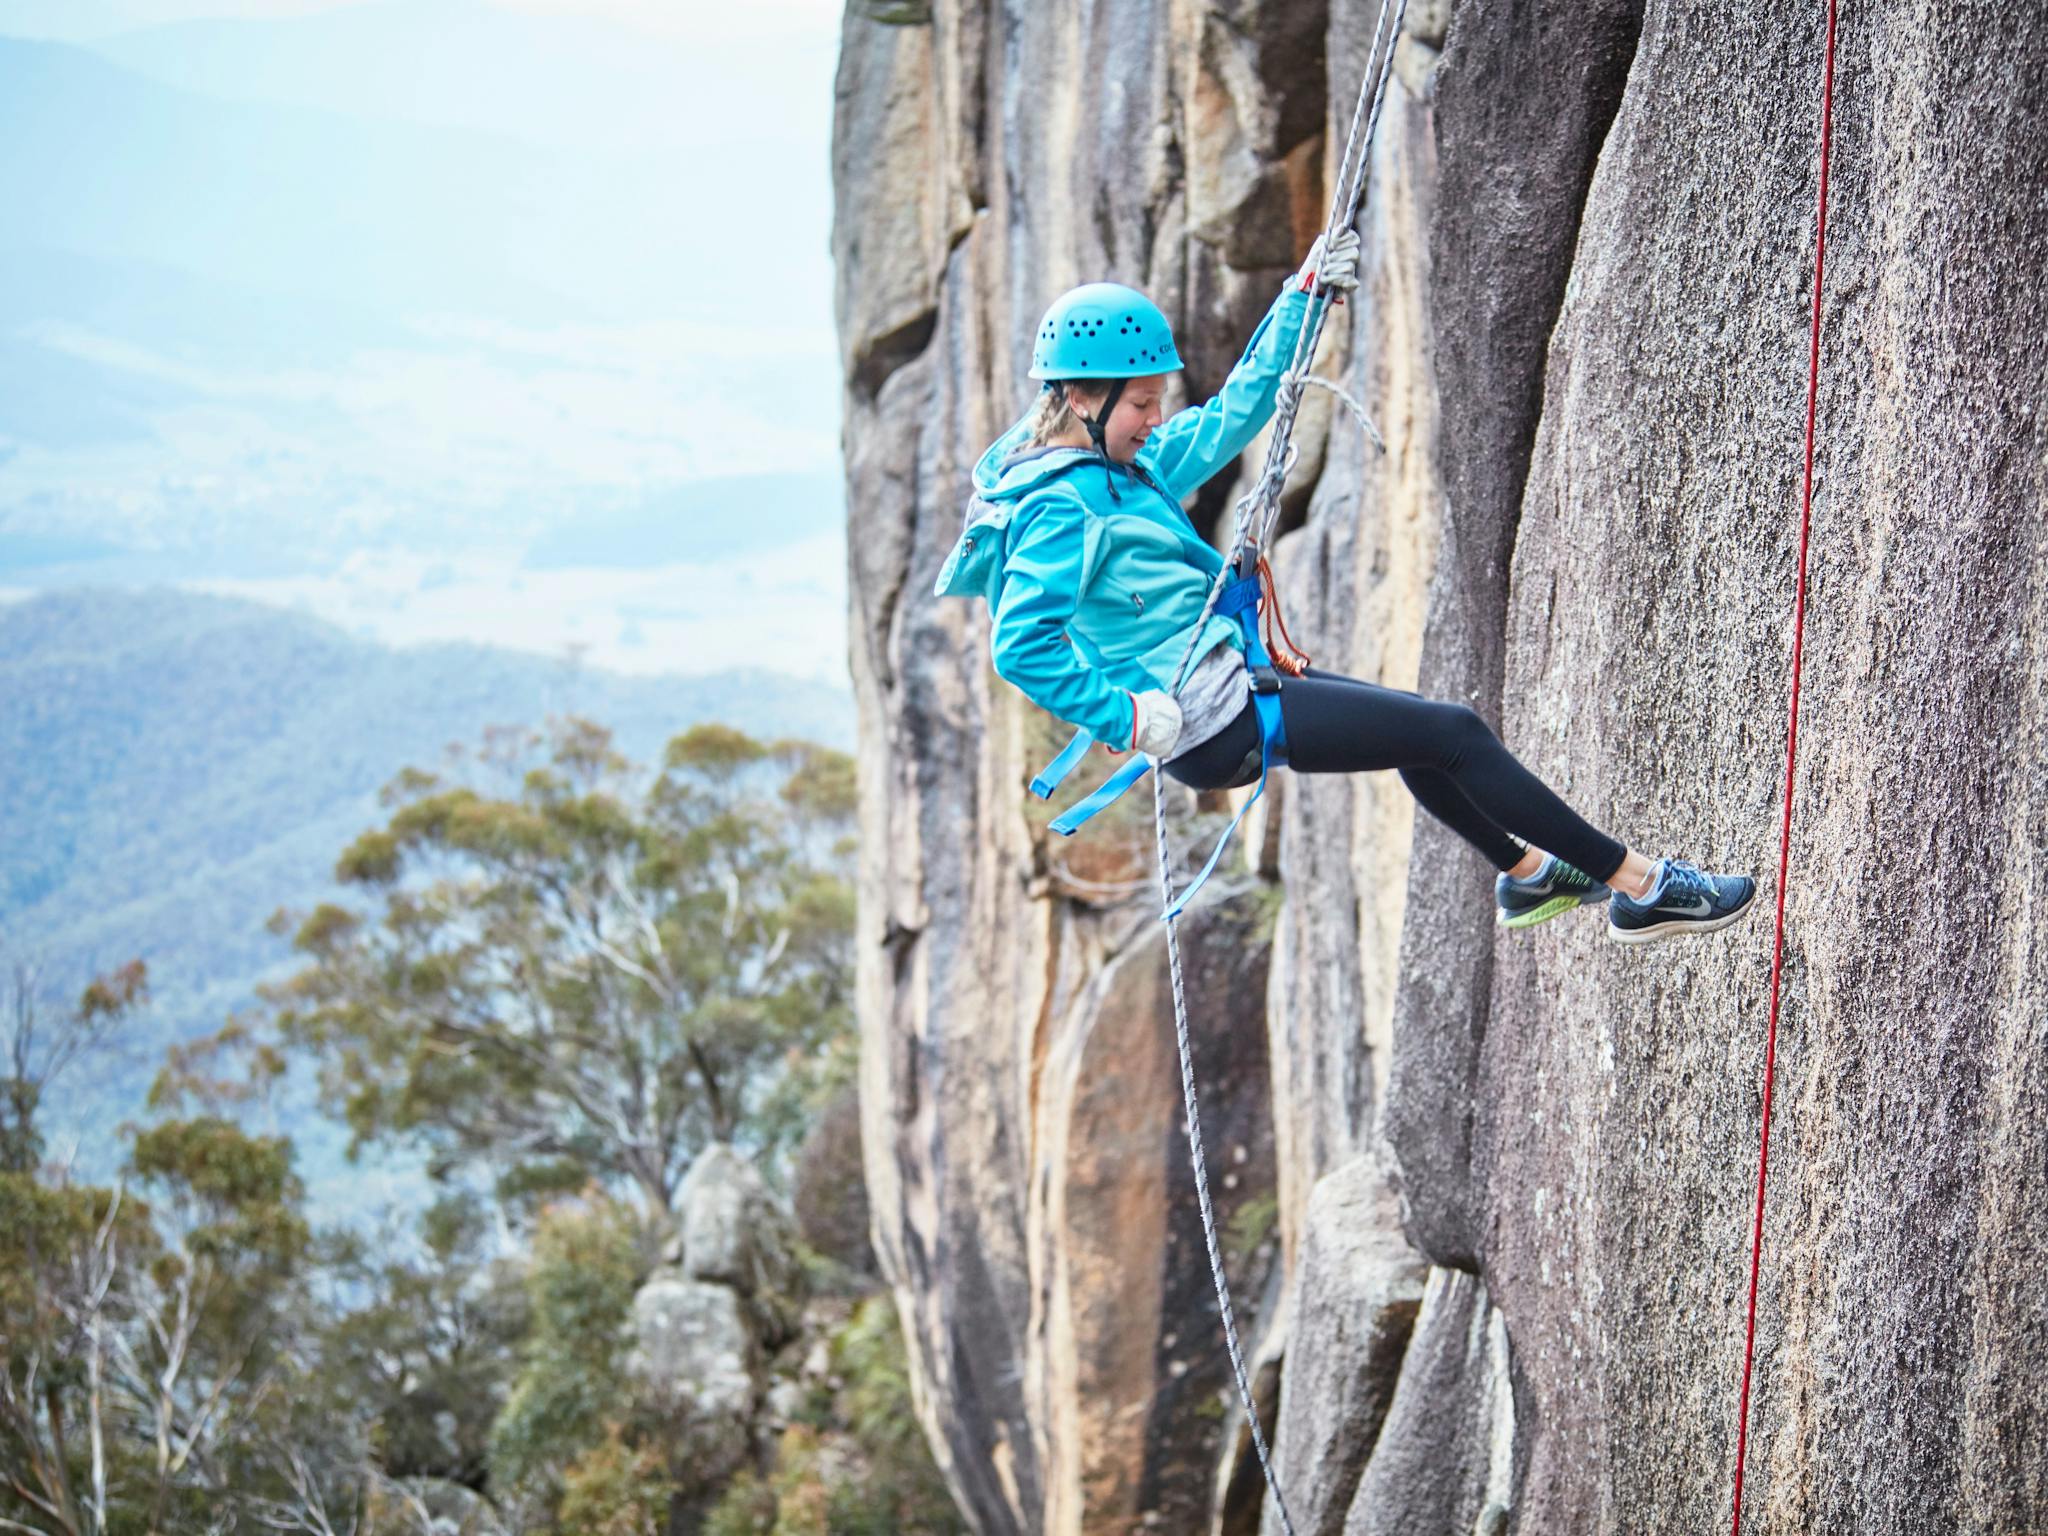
[933,285,1313,752]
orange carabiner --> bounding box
[1256,553,1312,676]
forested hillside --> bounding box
[0,586,851,1160]
[3,707,962,1532]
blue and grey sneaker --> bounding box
[1607,857,1758,944]
[1495,854,1613,929]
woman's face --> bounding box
[1076,373,1170,463]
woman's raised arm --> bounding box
[1141,284,1313,501]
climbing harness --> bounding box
[1731,2,1838,1531]
[1157,554,1289,923]
[1028,65,1399,922]
[1031,540,1296,896]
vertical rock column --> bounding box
[835,2,1325,1531]
[837,9,1043,1526]
[1475,1,2048,1529]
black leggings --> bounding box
[1160,665,1628,885]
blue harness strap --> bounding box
[1031,566,1292,909]
[1047,751,1154,836]
[1030,727,1095,799]
[1161,572,1288,921]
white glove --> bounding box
[1295,226,1362,297]
[1130,689,1183,758]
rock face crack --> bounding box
[851,305,942,401]
[1381,0,1646,1274]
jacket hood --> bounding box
[940,403,1207,605]
[935,418,1107,604]
[971,410,1102,501]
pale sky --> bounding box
[0,0,841,43]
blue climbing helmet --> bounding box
[1029,283,1184,380]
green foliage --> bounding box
[852,0,934,22]
[704,1468,781,1536]
[774,739,856,829]
[312,1192,525,1488]
[496,1154,596,1218]
[558,1421,676,1536]
[489,1194,649,1503]
[127,1120,303,1292]
[264,716,858,1220]
[829,1298,947,1490]
[2,957,150,1174]
[1,1267,90,1533]
[1226,1192,1278,1271]
[1245,877,1288,945]
[0,1076,41,1175]
[147,1016,288,1117]
[1,1107,315,1536]
[705,1295,966,1536]
[0,1171,131,1352]
[667,722,769,776]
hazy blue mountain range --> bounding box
[0,585,853,1174]
[0,465,848,585]
[516,473,847,570]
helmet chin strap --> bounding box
[1075,377,1127,503]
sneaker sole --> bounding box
[1497,895,1581,929]
[1606,887,1759,944]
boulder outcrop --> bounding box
[628,1145,805,1521]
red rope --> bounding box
[1730,2,1838,1529]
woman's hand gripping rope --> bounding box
[1289,226,1386,454]
[1296,227,1363,299]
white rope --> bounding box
[1047,862,1157,901]
[1288,371,1387,457]
[1147,5,1410,1533]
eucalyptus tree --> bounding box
[263,718,856,1225]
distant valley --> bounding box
[0,586,853,1197]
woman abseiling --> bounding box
[934,234,1757,942]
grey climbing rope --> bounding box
[1149,4,1410,1533]
[1289,370,1387,456]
